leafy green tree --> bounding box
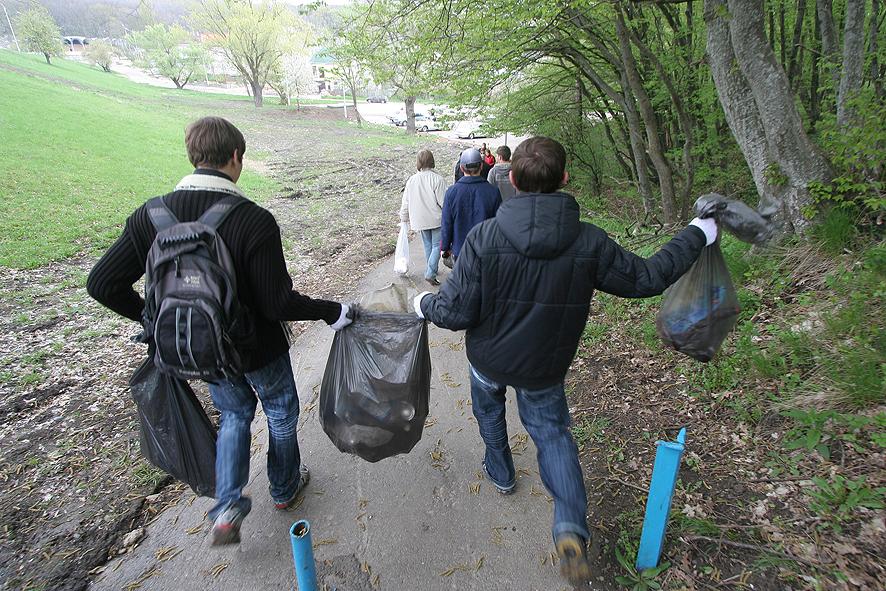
[128,24,208,90]
[15,6,63,65]
[194,0,309,107]
[84,39,115,73]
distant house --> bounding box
[63,37,89,53]
[310,49,340,94]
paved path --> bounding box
[91,236,571,591]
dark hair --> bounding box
[462,162,482,174]
[496,145,511,161]
[416,149,435,170]
[511,137,566,193]
[185,117,246,168]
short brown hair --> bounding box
[496,145,511,161]
[416,149,435,170]
[185,117,246,168]
[511,137,566,193]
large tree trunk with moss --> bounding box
[705,0,789,225]
[706,0,832,234]
[837,0,866,126]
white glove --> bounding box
[413,292,432,318]
[330,304,353,331]
[689,217,718,246]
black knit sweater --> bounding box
[87,169,342,372]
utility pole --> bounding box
[1,2,21,52]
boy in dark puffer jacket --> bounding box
[414,137,717,585]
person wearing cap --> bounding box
[412,137,717,585]
[439,147,502,264]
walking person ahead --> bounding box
[486,145,516,201]
[87,116,353,546]
[399,149,447,286]
[414,137,717,585]
[440,148,501,262]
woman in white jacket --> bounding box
[399,150,448,286]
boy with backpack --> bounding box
[413,137,717,585]
[87,117,352,545]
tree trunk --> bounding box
[250,79,263,107]
[615,8,677,222]
[779,0,787,65]
[349,81,362,125]
[787,0,807,86]
[705,0,790,225]
[720,0,832,232]
[626,26,697,220]
[620,73,655,218]
[404,96,416,134]
[837,0,866,126]
[43,52,51,65]
[809,7,823,125]
[816,0,841,92]
[868,0,881,98]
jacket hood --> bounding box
[496,193,581,258]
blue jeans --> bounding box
[469,365,589,541]
[207,352,302,521]
[420,227,441,280]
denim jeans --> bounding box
[420,227,441,280]
[469,365,589,541]
[207,352,301,521]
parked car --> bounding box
[415,114,442,132]
[366,96,388,103]
[388,111,407,126]
[453,120,491,139]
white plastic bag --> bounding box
[393,222,409,276]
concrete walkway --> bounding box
[91,235,571,591]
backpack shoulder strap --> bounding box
[146,196,179,233]
[198,195,247,230]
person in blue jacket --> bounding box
[440,148,501,264]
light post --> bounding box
[1,2,21,52]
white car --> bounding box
[453,120,489,139]
[415,114,442,132]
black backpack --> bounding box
[143,195,249,381]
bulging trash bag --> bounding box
[129,358,216,497]
[394,222,410,276]
[320,285,431,463]
[695,193,773,245]
[656,242,741,362]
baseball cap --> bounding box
[459,148,483,167]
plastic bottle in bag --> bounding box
[394,222,410,276]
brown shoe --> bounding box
[425,277,441,286]
[556,533,592,585]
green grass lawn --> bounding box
[0,51,278,268]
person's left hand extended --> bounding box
[330,303,354,330]
[413,292,431,319]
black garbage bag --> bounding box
[695,193,774,245]
[129,358,216,497]
[320,285,431,463]
[656,241,741,362]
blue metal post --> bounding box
[636,428,687,570]
[290,520,318,591]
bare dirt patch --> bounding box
[0,107,461,591]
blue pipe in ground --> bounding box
[290,520,318,591]
[636,427,687,570]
